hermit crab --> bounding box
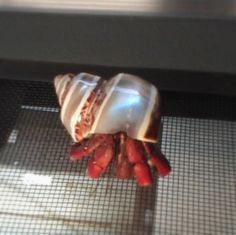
[54,73,171,186]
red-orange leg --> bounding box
[87,135,113,178]
[70,134,109,161]
[126,137,152,187]
[143,143,171,177]
[114,133,132,179]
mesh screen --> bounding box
[0,79,235,235]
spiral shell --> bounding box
[54,73,160,143]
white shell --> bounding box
[54,73,101,140]
[54,73,160,143]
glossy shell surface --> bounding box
[54,73,160,143]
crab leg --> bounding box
[70,134,109,161]
[143,143,171,177]
[114,133,132,179]
[126,137,152,186]
[87,135,113,178]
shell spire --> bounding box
[54,73,101,141]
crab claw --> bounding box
[70,141,89,161]
[143,143,171,177]
[69,134,108,161]
[87,143,113,178]
[126,137,152,186]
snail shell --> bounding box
[54,73,160,143]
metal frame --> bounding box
[0,8,236,75]
[0,59,236,96]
